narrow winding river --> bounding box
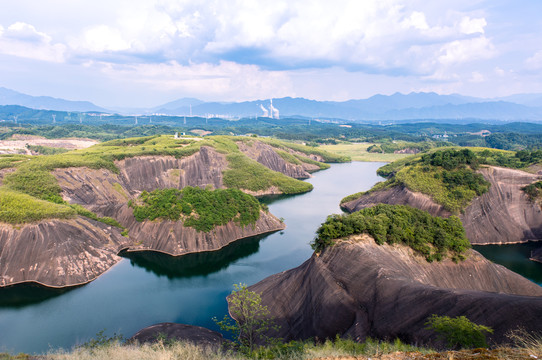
[0,162,541,354]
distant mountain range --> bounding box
[0,87,108,113]
[1,86,541,122]
[149,92,542,122]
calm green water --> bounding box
[0,162,386,354]
[474,242,542,286]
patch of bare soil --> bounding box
[0,137,98,155]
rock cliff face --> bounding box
[104,206,284,256]
[343,166,542,245]
[341,184,451,218]
[237,141,320,179]
[249,236,542,346]
[0,217,128,287]
[55,146,228,205]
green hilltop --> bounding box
[341,147,542,214]
[0,135,347,226]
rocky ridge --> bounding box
[342,166,542,246]
[249,235,542,347]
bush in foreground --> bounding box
[425,314,493,349]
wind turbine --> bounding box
[13,115,18,124]
[52,114,56,124]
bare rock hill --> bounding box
[342,166,542,245]
[249,236,542,346]
[237,141,320,179]
[0,217,128,287]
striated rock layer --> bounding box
[249,236,542,346]
[237,141,320,179]
[109,206,284,256]
[0,217,129,287]
[343,166,542,245]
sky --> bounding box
[1,0,541,108]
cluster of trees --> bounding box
[437,168,490,200]
[129,187,262,232]
[312,204,470,262]
[421,149,479,170]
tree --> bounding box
[425,314,493,349]
[214,283,279,354]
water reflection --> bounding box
[120,233,271,279]
[0,283,76,308]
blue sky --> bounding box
[1,0,541,108]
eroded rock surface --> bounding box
[0,217,128,287]
[249,236,542,346]
[108,206,284,256]
[130,323,225,348]
[341,184,451,218]
[237,141,319,179]
[343,166,542,245]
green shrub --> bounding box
[129,187,262,232]
[214,283,279,355]
[312,204,470,262]
[425,314,493,349]
[522,181,542,202]
[25,145,69,155]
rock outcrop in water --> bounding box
[342,166,542,246]
[1,139,330,287]
[249,236,542,346]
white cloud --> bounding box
[80,25,131,52]
[402,11,429,30]
[469,71,485,83]
[0,22,66,62]
[459,16,486,35]
[494,67,505,76]
[438,36,496,65]
[89,60,294,101]
[526,50,542,71]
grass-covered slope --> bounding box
[312,204,470,262]
[0,135,339,224]
[342,147,542,214]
